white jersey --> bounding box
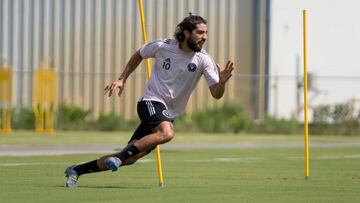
[139,39,219,119]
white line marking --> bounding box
[138,159,153,163]
[185,157,262,163]
[0,162,66,167]
[287,154,360,160]
[344,154,360,159]
[2,154,360,168]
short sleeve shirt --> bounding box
[139,39,219,119]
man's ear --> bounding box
[184,30,190,38]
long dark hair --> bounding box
[174,13,207,42]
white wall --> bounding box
[270,0,360,119]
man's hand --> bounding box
[209,60,234,99]
[104,79,125,97]
[217,60,234,84]
[104,50,143,97]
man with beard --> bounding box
[64,14,234,188]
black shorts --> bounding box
[128,100,173,145]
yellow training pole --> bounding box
[138,0,164,188]
[0,67,13,134]
[303,10,309,180]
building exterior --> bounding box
[0,0,270,120]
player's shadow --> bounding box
[54,184,151,189]
[80,185,151,189]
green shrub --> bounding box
[191,102,248,133]
[311,102,360,135]
[11,107,35,129]
[246,115,301,134]
[120,119,140,131]
[309,122,360,136]
[332,103,356,123]
[57,103,91,130]
[173,113,194,131]
[97,112,122,131]
[313,102,358,124]
[313,105,331,123]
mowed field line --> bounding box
[1,142,360,156]
[2,153,360,168]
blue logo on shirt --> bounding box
[187,63,197,72]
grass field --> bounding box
[0,131,360,203]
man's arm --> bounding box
[118,50,143,82]
[209,60,234,99]
[104,50,143,97]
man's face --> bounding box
[186,23,208,52]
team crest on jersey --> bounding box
[187,63,197,72]
[164,39,172,44]
[162,110,170,118]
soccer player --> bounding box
[64,14,234,188]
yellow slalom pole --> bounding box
[138,0,164,188]
[0,68,12,134]
[303,10,309,180]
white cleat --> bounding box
[64,165,78,188]
[104,157,122,172]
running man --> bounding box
[65,14,234,188]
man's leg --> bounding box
[65,100,174,187]
[65,130,172,188]
[64,119,164,186]
[64,122,151,188]
[64,144,142,188]
[101,123,173,166]
[96,140,146,169]
[104,121,174,171]
[133,121,174,152]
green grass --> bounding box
[1,130,359,146]
[1,148,360,203]
[0,131,360,202]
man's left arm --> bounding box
[209,60,234,99]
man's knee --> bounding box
[156,122,174,143]
[162,129,174,143]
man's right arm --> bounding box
[118,50,143,82]
[104,50,143,97]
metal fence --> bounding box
[1,0,270,120]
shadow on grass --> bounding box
[52,184,152,189]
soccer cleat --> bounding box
[64,165,79,188]
[104,157,122,172]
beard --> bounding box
[187,38,203,52]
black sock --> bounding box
[74,160,101,176]
[115,144,140,162]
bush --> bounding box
[313,102,358,124]
[57,103,91,130]
[310,101,360,135]
[8,101,359,135]
[309,122,360,136]
[120,119,140,131]
[11,107,35,129]
[173,113,194,131]
[313,105,331,123]
[246,115,301,134]
[332,103,356,123]
[97,112,122,131]
[191,102,248,133]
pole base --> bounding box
[1,128,12,134]
[159,182,165,188]
[305,176,309,180]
